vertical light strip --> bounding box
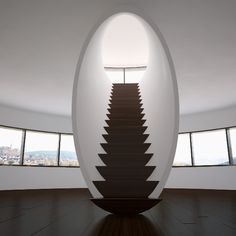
[57,134,61,166]
[20,130,26,165]
[226,128,233,165]
[189,132,195,166]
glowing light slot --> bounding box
[102,14,149,83]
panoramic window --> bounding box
[228,128,236,164]
[1,124,236,168]
[102,14,149,83]
[24,131,59,166]
[192,129,229,166]
[0,126,23,165]
[59,134,79,167]
[173,133,192,166]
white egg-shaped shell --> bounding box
[72,9,179,199]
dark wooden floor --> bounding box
[0,188,235,236]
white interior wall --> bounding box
[166,106,236,190]
[0,104,84,191]
[0,104,72,133]
[180,105,236,132]
[0,105,236,191]
[138,17,179,198]
[72,19,112,198]
[0,166,86,190]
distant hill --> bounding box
[25,151,77,159]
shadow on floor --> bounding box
[86,214,164,236]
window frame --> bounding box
[173,127,236,168]
[0,124,236,168]
[0,125,79,168]
[59,133,79,167]
[172,132,192,167]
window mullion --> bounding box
[226,128,233,165]
[20,130,26,165]
[189,132,195,166]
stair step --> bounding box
[112,84,139,88]
[111,90,140,94]
[101,143,151,153]
[104,126,147,134]
[105,119,146,126]
[108,103,143,108]
[108,108,144,113]
[93,180,158,198]
[111,90,140,95]
[96,166,155,180]
[109,99,142,103]
[110,95,141,99]
[111,86,139,90]
[112,83,139,87]
[99,153,153,166]
[107,113,145,119]
[102,134,149,143]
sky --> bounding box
[0,127,23,149]
[0,127,75,152]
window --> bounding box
[59,134,79,167]
[228,128,236,164]
[125,67,145,83]
[1,123,236,168]
[173,133,192,166]
[0,127,23,165]
[105,68,124,83]
[104,67,146,84]
[24,131,59,166]
[192,129,229,166]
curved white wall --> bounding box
[0,104,85,191]
[72,20,112,198]
[167,106,236,191]
[180,105,236,132]
[73,12,179,199]
[0,104,72,133]
[137,17,179,198]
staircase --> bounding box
[92,83,160,214]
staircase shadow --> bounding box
[87,214,164,236]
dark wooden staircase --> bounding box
[91,83,161,214]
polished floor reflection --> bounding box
[0,189,235,236]
[85,214,163,236]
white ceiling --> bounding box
[0,0,236,116]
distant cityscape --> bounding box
[0,146,20,165]
[0,146,79,166]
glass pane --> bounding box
[125,68,146,83]
[105,68,123,83]
[173,133,192,166]
[24,131,59,166]
[229,128,236,164]
[60,135,79,167]
[192,129,229,166]
[0,127,23,165]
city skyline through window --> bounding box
[24,131,59,166]
[60,134,79,167]
[0,127,23,165]
[0,125,236,168]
